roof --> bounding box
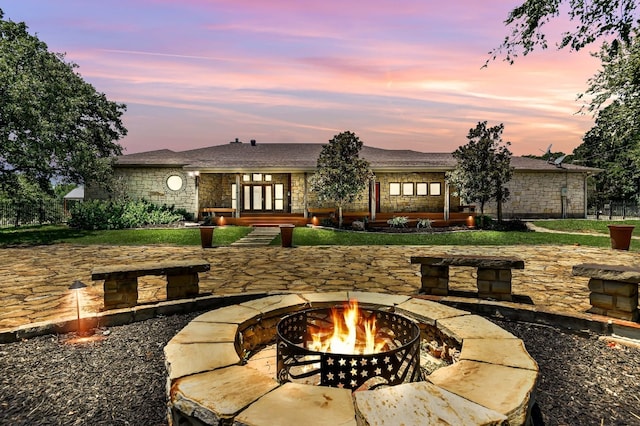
[115,142,600,174]
[63,185,84,200]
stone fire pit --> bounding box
[164,292,539,425]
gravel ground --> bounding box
[1,313,639,426]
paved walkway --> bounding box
[1,239,640,335]
[230,226,280,247]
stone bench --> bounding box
[572,263,640,322]
[410,255,525,301]
[91,259,210,309]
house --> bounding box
[86,140,599,225]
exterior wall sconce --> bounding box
[188,171,200,188]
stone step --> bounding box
[230,227,281,247]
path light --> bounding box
[69,280,87,333]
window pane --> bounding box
[265,174,272,182]
[166,175,183,191]
[275,200,284,210]
[242,174,250,182]
[253,186,262,209]
[389,183,400,196]
[265,186,272,210]
[244,186,251,209]
[402,183,414,196]
[253,173,262,182]
[416,183,428,196]
[430,182,441,196]
[275,184,284,199]
[231,184,237,209]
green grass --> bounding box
[274,227,615,248]
[531,219,640,235]
[0,225,253,247]
[1,220,633,250]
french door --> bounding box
[238,184,284,212]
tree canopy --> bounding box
[309,131,373,228]
[446,122,513,223]
[570,31,640,204]
[489,0,640,63]
[573,101,640,203]
[0,9,127,200]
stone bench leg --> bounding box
[588,278,639,321]
[103,275,138,309]
[477,268,512,301]
[419,265,449,296]
[166,272,200,300]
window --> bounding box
[252,173,263,182]
[244,186,251,210]
[416,183,428,196]
[166,175,184,191]
[231,184,237,209]
[265,185,272,209]
[242,174,250,182]
[402,183,414,196]
[430,182,441,196]
[274,184,284,210]
[389,183,401,196]
[265,174,272,182]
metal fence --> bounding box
[587,202,640,220]
[0,199,67,227]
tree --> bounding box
[573,101,640,204]
[489,0,640,64]
[446,122,514,224]
[0,9,127,203]
[310,131,373,228]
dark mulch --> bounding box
[1,314,639,425]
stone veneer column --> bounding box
[419,265,449,295]
[573,263,640,322]
[588,278,639,321]
[477,268,513,301]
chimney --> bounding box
[230,138,241,144]
[250,139,256,146]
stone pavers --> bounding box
[1,243,639,333]
[164,292,538,425]
[230,226,280,247]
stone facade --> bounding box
[87,166,590,219]
[376,172,455,213]
[86,167,197,214]
[481,171,587,218]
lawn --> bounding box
[273,226,616,248]
[0,225,252,247]
[1,220,632,249]
[530,219,640,235]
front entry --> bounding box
[241,183,285,212]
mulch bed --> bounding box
[1,313,639,425]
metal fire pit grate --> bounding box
[276,307,421,390]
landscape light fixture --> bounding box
[69,280,87,332]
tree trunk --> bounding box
[338,205,343,229]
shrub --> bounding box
[416,218,432,229]
[488,218,530,232]
[387,216,409,228]
[69,199,184,230]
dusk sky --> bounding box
[3,1,602,156]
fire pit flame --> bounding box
[308,299,387,355]
[276,300,421,390]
